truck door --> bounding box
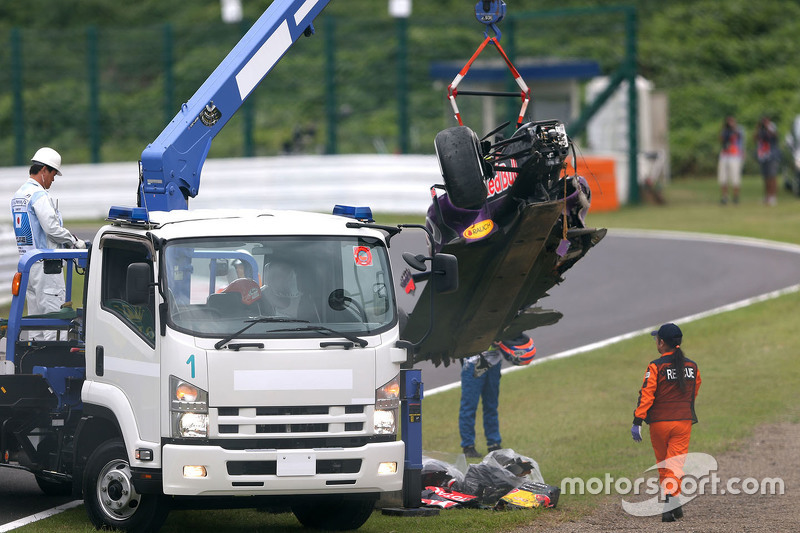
[87,236,160,443]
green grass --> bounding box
[13,175,800,532]
[587,175,800,245]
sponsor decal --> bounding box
[243,287,260,305]
[497,489,551,509]
[353,246,373,266]
[12,209,32,247]
[463,220,494,240]
[400,268,416,294]
[487,158,519,197]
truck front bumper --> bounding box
[162,441,404,496]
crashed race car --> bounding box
[397,1,606,366]
[399,119,606,366]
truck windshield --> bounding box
[163,236,396,338]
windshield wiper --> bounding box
[270,325,368,348]
[214,317,309,350]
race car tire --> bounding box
[434,126,488,209]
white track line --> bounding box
[0,500,82,532]
[425,230,800,397]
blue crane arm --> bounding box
[138,0,331,212]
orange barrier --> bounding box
[567,157,618,212]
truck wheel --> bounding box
[83,439,170,533]
[35,474,72,496]
[434,126,488,209]
[291,495,375,531]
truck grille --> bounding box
[213,405,367,437]
[226,459,362,476]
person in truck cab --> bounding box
[261,260,304,317]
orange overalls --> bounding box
[633,351,701,496]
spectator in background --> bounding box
[718,116,745,205]
[755,116,781,206]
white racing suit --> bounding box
[11,178,81,340]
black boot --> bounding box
[662,495,679,522]
[462,445,481,458]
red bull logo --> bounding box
[487,159,519,197]
[463,220,494,240]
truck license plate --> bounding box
[277,452,316,476]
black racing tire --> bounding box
[35,474,73,496]
[434,126,488,209]
[291,495,375,531]
[83,438,170,533]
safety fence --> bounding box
[0,8,634,167]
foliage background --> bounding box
[1,0,799,175]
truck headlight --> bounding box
[376,375,400,410]
[374,375,399,435]
[175,412,209,438]
[373,409,396,435]
[170,376,208,438]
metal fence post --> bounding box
[626,7,639,204]
[163,23,174,127]
[396,16,409,154]
[324,15,337,155]
[87,26,100,163]
[240,18,254,157]
[11,28,25,166]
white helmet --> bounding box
[31,147,62,176]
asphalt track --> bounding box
[416,229,800,391]
[3,230,800,529]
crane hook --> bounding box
[475,0,507,40]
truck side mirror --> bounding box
[127,263,153,305]
[402,252,427,272]
[432,253,458,294]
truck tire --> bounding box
[83,438,170,533]
[291,495,375,531]
[35,474,72,496]
[434,126,488,209]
